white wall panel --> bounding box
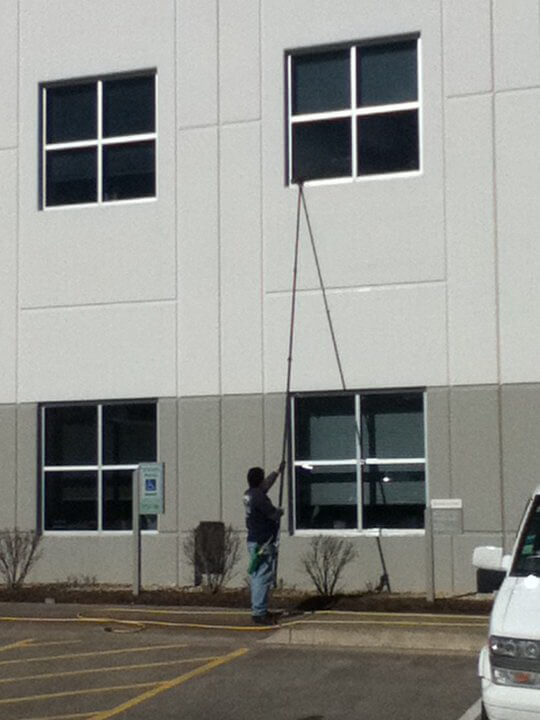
[262,0,445,294]
[497,90,540,383]
[445,96,498,384]
[264,284,447,392]
[0,0,17,148]
[0,151,17,403]
[220,123,263,394]
[219,0,260,123]
[177,0,218,128]
[493,0,540,91]
[19,0,176,308]
[443,0,492,96]
[177,127,220,396]
[19,302,176,402]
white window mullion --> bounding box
[41,406,46,530]
[97,81,103,203]
[355,393,363,531]
[42,87,48,207]
[417,36,423,173]
[287,54,293,184]
[97,404,103,531]
[350,46,358,180]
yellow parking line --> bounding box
[0,681,157,705]
[0,642,189,667]
[102,607,251,616]
[0,655,220,684]
[15,712,94,720]
[25,640,82,649]
[89,647,249,720]
[0,638,34,652]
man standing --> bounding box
[243,461,286,625]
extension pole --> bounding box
[273,184,303,587]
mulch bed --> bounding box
[0,584,493,616]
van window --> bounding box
[512,498,540,576]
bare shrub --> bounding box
[300,535,357,596]
[0,529,43,589]
[183,523,241,593]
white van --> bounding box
[473,486,540,720]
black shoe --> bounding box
[252,614,275,626]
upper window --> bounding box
[293,392,425,532]
[42,72,157,208]
[287,38,420,184]
[41,401,157,532]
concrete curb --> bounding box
[265,618,488,652]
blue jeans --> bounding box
[247,541,275,617]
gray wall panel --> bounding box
[450,386,502,533]
[16,404,38,530]
[0,405,16,528]
[158,398,179,535]
[221,395,264,529]
[426,388,451,500]
[178,397,221,531]
[501,384,540,534]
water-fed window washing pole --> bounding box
[273,183,391,593]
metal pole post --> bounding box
[132,467,141,597]
[425,506,435,602]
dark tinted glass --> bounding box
[101,470,157,530]
[357,110,419,175]
[513,501,540,577]
[292,119,351,182]
[295,465,357,529]
[103,75,155,137]
[362,464,425,528]
[46,83,97,143]
[102,403,156,465]
[45,405,98,466]
[292,50,350,115]
[44,471,98,530]
[361,393,424,458]
[46,148,97,206]
[357,40,417,107]
[102,470,132,530]
[295,395,355,460]
[103,141,155,201]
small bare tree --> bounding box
[0,529,42,589]
[300,535,357,596]
[183,523,241,593]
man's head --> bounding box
[247,466,265,488]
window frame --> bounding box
[291,390,427,536]
[41,70,158,210]
[40,400,159,535]
[286,35,423,187]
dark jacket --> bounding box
[243,471,281,544]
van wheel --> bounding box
[480,703,489,720]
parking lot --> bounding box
[0,612,481,720]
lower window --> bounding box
[41,401,157,531]
[293,391,425,531]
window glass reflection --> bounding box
[46,148,97,206]
[357,40,417,107]
[44,471,98,530]
[45,405,98,466]
[103,141,155,201]
[357,110,419,175]
[292,119,351,182]
[103,75,155,137]
[296,465,357,530]
[46,83,97,144]
[292,50,350,115]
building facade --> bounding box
[1,0,539,593]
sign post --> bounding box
[425,499,463,602]
[132,462,165,597]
